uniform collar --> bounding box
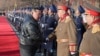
[87,19,100,33]
[59,13,69,22]
[88,18,100,28]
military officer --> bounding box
[74,5,86,51]
[79,1,100,56]
[49,5,77,56]
[40,4,57,56]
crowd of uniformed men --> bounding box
[6,1,100,56]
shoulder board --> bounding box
[65,16,71,23]
[92,24,100,33]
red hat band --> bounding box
[87,9,100,16]
[57,5,68,11]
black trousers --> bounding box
[20,44,40,56]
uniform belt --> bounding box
[57,39,68,43]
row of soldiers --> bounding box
[6,1,100,56]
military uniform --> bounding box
[79,1,100,56]
[49,5,77,56]
[49,15,77,56]
[74,6,86,50]
[80,26,100,56]
[40,14,57,50]
[39,5,57,56]
[56,15,77,56]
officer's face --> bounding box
[57,9,66,18]
[32,10,41,20]
[84,9,94,25]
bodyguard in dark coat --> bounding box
[79,1,100,56]
[19,6,43,56]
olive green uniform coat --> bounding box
[55,16,77,56]
[80,25,100,56]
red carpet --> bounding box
[0,16,20,56]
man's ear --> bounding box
[31,9,35,13]
[31,11,33,14]
[31,10,34,15]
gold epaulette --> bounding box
[92,24,100,33]
[65,16,71,23]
